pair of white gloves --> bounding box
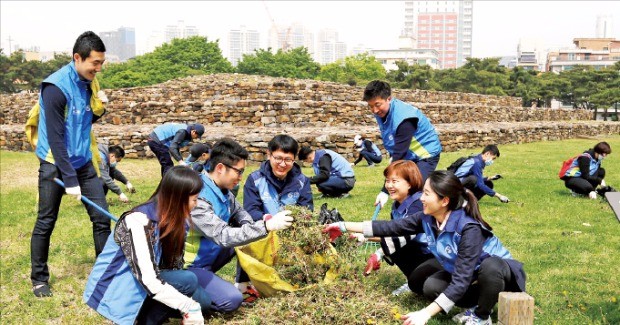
[65,182,135,203]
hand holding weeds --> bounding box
[265,210,293,231]
[364,249,383,276]
[401,309,431,325]
[322,222,345,242]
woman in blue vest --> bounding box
[147,122,205,177]
[83,166,210,325]
[299,146,356,198]
[363,80,442,210]
[562,141,611,199]
[358,160,433,297]
[325,170,526,325]
[352,134,383,167]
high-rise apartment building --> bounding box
[228,26,260,66]
[268,23,314,54]
[165,20,199,43]
[99,27,136,62]
[316,28,347,65]
[403,0,472,68]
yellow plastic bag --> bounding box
[235,231,339,297]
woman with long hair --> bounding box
[325,170,526,325]
[84,166,210,325]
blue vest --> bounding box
[250,171,308,215]
[153,123,189,148]
[375,98,442,161]
[370,142,382,156]
[184,173,231,268]
[312,149,354,178]
[36,62,93,168]
[565,153,599,177]
[83,202,160,325]
[391,192,430,253]
[421,209,511,274]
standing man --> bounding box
[238,135,313,301]
[147,122,205,177]
[298,146,356,198]
[363,80,442,209]
[452,144,510,203]
[31,31,110,297]
[97,143,135,203]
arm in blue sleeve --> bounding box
[370,211,424,237]
[297,176,314,212]
[42,84,79,187]
[310,155,332,184]
[473,161,496,197]
[168,130,187,161]
[391,118,417,161]
[242,178,266,221]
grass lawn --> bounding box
[1,137,619,324]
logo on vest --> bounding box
[444,246,453,255]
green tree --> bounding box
[318,53,385,86]
[236,47,320,79]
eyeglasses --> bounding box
[223,163,245,176]
[271,154,294,165]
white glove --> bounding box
[96,90,109,103]
[375,191,389,209]
[498,195,510,203]
[401,309,432,325]
[119,193,129,203]
[265,210,293,231]
[182,301,204,325]
[65,185,82,201]
[178,160,187,166]
[601,179,607,187]
[126,182,136,193]
[350,233,367,243]
[589,191,598,200]
[350,162,355,166]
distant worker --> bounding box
[299,146,355,198]
[561,141,611,199]
[450,145,509,203]
[147,123,205,176]
[185,142,212,174]
[97,143,135,203]
[363,80,442,210]
[351,134,383,167]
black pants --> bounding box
[148,139,174,177]
[31,160,111,285]
[386,243,433,279]
[564,168,605,195]
[408,257,515,319]
[461,175,494,201]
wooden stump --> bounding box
[498,292,534,325]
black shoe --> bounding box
[33,283,52,297]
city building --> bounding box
[316,28,347,65]
[350,43,372,56]
[596,15,614,38]
[403,0,473,69]
[517,38,546,71]
[370,34,440,70]
[267,22,314,54]
[546,38,620,73]
[228,26,260,66]
[164,20,199,43]
[99,27,136,62]
[498,56,518,69]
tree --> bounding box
[318,53,385,86]
[236,47,320,79]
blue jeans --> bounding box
[147,139,174,177]
[188,247,243,312]
[31,160,111,285]
[360,150,382,165]
[136,270,212,324]
[316,176,356,197]
[415,155,440,182]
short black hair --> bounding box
[108,145,125,158]
[208,138,249,172]
[268,134,299,157]
[363,80,391,101]
[298,146,314,161]
[594,141,612,155]
[73,31,106,60]
[482,145,500,157]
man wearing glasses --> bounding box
[238,134,313,303]
[183,138,294,312]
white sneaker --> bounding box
[452,308,475,324]
[453,308,492,325]
[391,282,411,296]
[589,191,597,200]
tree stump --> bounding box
[498,292,534,325]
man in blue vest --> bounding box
[298,146,356,198]
[453,145,510,203]
[147,122,205,176]
[238,135,313,300]
[184,138,293,312]
[97,143,135,203]
[352,134,383,167]
[30,31,110,297]
[363,80,442,209]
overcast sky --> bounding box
[1,1,618,59]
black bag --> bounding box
[447,155,476,173]
[597,185,617,197]
[318,203,344,225]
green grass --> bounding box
[1,137,620,324]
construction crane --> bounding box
[262,0,291,51]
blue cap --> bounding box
[192,124,205,138]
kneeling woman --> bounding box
[84,166,211,325]
[325,170,526,325]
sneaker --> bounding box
[570,190,578,197]
[368,163,376,167]
[33,283,52,297]
[338,193,351,199]
[391,282,411,296]
[241,284,261,306]
[452,308,474,324]
[453,308,492,325]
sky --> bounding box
[1,1,619,59]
